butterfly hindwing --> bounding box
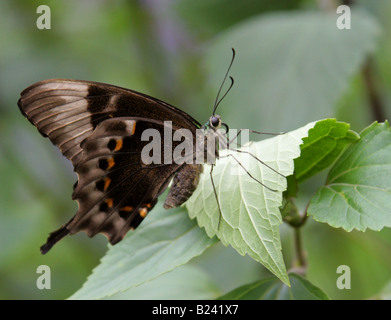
[70,118,182,243]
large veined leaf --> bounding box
[186,121,317,286]
[205,10,379,133]
[217,273,330,300]
[69,202,217,300]
[308,121,391,231]
[294,119,360,182]
[105,265,221,300]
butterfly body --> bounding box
[164,164,203,209]
[18,79,211,253]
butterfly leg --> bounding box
[227,129,285,149]
[209,164,224,230]
[226,148,285,178]
[219,153,279,192]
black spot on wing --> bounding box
[96,180,105,192]
[107,139,116,151]
[87,86,111,113]
[86,85,113,128]
[98,158,109,170]
[105,120,128,133]
[99,202,109,212]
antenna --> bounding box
[212,48,236,115]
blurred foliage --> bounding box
[217,273,330,300]
[1,0,391,300]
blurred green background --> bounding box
[1,0,391,299]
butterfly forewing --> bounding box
[18,79,200,165]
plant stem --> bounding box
[362,58,386,122]
[341,0,354,5]
[283,197,308,228]
[283,197,308,272]
[294,228,306,268]
[336,0,386,121]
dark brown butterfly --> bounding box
[18,77,217,253]
[18,50,279,254]
[17,45,245,254]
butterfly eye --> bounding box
[210,115,221,129]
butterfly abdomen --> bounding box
[164,164,203,209]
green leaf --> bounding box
[295,119,360,182]
[205,10,380,133]
[105,265,221,300]
[69,202,217,300]
[186,121,317,286]
[217,273,330,300]
[308,121,391,231]
[283,173,299,199]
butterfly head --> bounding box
[206,114,229,133]
[209,114,221,129]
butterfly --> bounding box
[18,48,246,254]
[18,50,280,254]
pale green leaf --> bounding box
[69,202,217,300]
[187,121,317,286]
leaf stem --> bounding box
[294,228,307,269]
[282,197,308,228]
[283,197,309,271]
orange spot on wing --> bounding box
[107,157,115,169]
[114,139,123,151]
[120,206,133,212]
[105,198,113,208]
[103,177,111,191]
[139,207,148,218]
